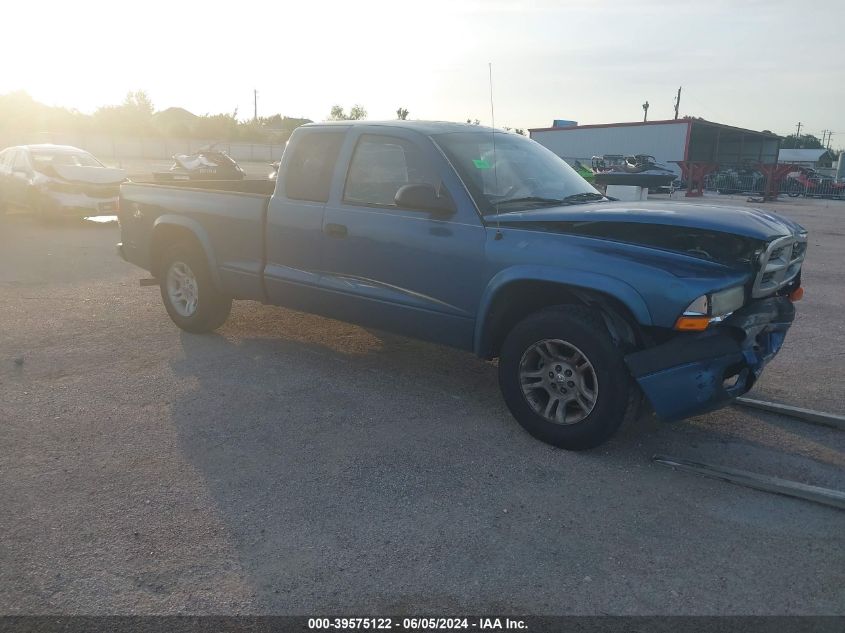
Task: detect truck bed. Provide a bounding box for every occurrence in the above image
[128,178,276,196]
[118,179,275,300]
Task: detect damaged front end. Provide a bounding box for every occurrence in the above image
[625,296,795,421]
[33,158,126,217]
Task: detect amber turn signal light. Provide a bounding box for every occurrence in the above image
[789,287,804,302]
[674,316,711,331]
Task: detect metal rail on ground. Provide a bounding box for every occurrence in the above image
[734,397,845,431]
[653,455,845,510]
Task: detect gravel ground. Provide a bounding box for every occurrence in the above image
[0,195,843,615]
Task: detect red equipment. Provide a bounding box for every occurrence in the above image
[673,161,719,197]
[755,163,800,202]
[785,166,845,199]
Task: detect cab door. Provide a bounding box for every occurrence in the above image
[319,129,486,350]
[263,127,348,311]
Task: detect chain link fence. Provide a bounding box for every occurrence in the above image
[702,170,845,199]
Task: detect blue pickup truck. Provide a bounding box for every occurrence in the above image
[118,121,806,450]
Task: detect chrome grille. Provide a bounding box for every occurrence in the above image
[751,233,807,298]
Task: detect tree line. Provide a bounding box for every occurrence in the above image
[0,91,312,144]
[1,91,528,145]
[780,134,832,151]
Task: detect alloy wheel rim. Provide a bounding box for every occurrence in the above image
[518,338,599,425]
[166,261,199,317]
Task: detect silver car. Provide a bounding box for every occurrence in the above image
[0,144,126,219]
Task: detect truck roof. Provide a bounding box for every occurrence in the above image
[303,120,499,135]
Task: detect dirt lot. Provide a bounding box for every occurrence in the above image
[0,195,843,615]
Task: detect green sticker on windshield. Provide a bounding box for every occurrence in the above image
[473,158,491,169]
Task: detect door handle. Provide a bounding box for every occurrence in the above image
[324,223,348,238]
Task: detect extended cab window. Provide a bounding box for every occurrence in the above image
[344,135,437,208]
[284,131,345,203]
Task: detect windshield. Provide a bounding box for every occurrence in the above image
[31,150,103,170]
[432,131,602,213]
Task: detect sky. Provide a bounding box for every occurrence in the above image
[4,0,844,142]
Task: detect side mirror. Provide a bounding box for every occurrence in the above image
[394,183,455,216]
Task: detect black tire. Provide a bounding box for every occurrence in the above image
[158,240,232,333]
[498,305,633,450]
[787,182,803,198]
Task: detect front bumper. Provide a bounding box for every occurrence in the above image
[42,191,119,217]
[625,296,795,421]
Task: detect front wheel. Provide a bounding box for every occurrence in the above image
[498,306,633,450]
[159,241,232,333]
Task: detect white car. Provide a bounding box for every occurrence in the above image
[0,144,126,219]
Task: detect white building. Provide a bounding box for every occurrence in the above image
[530,118,781,176]
[777,148,836,170]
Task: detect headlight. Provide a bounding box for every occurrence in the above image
[710,285,745,316]
[675,285,745,331]
[683,294,710,316]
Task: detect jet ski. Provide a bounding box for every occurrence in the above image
[572,159,596,184]
[591,154,676,189]
[153,145,246,181]
[269,160,281,181]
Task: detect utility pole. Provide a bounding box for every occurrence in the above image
[821,130,834,149]
[795,122,802,147]
[642,100,649,122]
[674,86,682,120]
[253,89,258,123]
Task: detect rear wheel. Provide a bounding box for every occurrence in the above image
[159,241,232,333]
[498,306,633,450]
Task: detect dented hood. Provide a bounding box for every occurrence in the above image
[492,201,804,241]
[51,164,127,185]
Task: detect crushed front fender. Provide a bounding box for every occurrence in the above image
[624,297,795,421]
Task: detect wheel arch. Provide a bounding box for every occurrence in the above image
[474,267,652,359]
[149,215,222,289]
